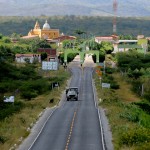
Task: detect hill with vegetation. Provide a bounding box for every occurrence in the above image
[0,16,150,37]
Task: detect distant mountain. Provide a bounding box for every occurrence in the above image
[1,0,150,16]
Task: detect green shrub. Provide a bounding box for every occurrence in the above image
[107,75,114,81]
[0,102,24,120]
[120,104,141,122]
[120,104,150,128]
[0,82,8,93]
[92,53,105,63]
[67,53,77,62]
[0,135,8,144]
[105,68,115,74]
[29,79,49,94]
[102,74,119,89]
[131,80,142,96]
[3,37,11,43]
[20,79,49,100]
[139,113,150,128]
[134,102,150,114]
[21,90,38,100]
[102,74,113,83]
[59,53,64,64]
[120,127,150,146]
[92,54,96,63]
[144,93,150,102]
[111,82,120,89]
[99,53,105,62]
[41,52,47,61]
[0,33,3,39]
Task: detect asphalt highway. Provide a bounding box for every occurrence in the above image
[28,65,105,150]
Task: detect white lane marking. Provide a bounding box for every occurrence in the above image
[91,68,105,150]
[28,67,81,150]
[27,107,58,150]
[91,68,98,109]
[98,108,106,150]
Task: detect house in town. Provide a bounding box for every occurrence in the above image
[95,36,114,44]
[37,48,57,62]
[15,54,41,63]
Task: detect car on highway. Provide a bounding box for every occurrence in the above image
[66,87,79,101]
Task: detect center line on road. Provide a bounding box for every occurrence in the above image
[65,102,80,150]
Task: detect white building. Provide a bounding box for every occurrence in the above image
[15,54,41,63]
[95,36,114,44]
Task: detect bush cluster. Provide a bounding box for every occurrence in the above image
[102,70,120,90]
[59,52,77,64]
[134,102,150,114]
[0,135,7,144]
[0,101,24,121]
[120,127,150,146]
[92,53,105,63]
[67,53,77,62]
[120,104,141,122]
[20,79,50,100]
[120,104,150,128]
[116,51,150,101]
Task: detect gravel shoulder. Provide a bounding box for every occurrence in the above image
[17,80,70,150]
[17,108,56,150]
[84,54,114,150]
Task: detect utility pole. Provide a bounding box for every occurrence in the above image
[113,0,118,35]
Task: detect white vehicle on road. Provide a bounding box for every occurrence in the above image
[66,87,79,101]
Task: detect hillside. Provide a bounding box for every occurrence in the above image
[0,16,150,37]
[0,0,150,16]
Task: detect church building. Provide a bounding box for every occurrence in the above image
[28,20,60,39]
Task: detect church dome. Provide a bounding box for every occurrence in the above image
[43,20,50,30]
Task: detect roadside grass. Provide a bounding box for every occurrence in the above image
[113,73,140,103]
[0,66,70,150]
[94,72,150,150]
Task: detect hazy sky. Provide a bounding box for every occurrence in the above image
[0,0,149,16]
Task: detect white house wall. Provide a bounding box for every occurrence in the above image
[16,55,41,63]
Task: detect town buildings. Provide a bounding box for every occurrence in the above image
[24,20,60,39]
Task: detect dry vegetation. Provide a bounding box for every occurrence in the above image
[95,72,150,150]
[113,73,140,103]
[0,66,70,150]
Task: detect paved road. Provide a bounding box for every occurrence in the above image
[27,56,105,150]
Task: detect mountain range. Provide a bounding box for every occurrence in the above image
[0,0,150,16]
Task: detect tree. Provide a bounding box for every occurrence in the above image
[37,39,51,48]
[10,33,20,40]
[3,37,11,43]
[74,29,86,39]
[74,29,86,36]
[119,34,136,40]
[100,41,113,54]
[87,39,100,50]
[63,40,74,49]
[0,33,3,39]
[41,52,47,61]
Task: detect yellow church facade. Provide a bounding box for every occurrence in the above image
[28,20,60,39]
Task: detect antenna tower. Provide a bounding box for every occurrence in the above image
[113,0,117,35]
